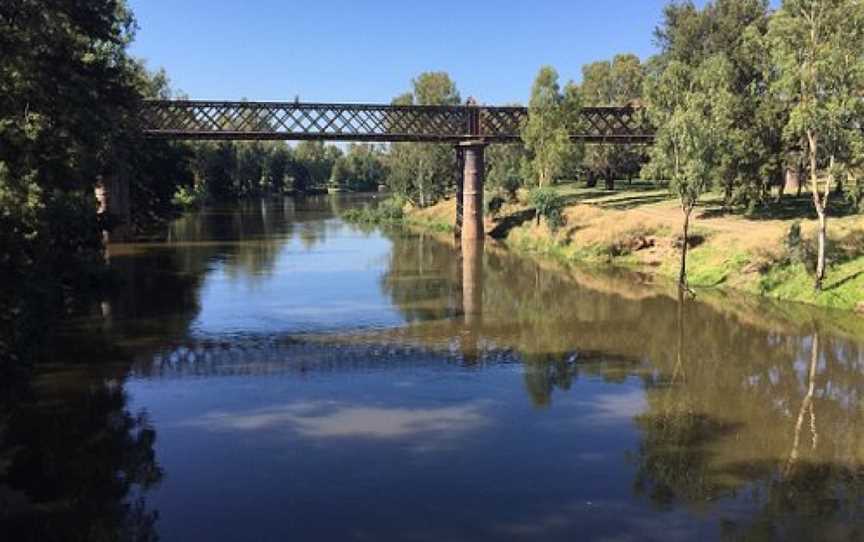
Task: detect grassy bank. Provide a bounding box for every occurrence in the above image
[400,182,864,314]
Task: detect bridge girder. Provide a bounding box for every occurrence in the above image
[139,100,654,144]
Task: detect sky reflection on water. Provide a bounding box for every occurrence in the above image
[3,195,864,541]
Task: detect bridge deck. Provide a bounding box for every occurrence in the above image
[140,100,653,143]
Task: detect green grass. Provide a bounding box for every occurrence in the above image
[755,258,864,311]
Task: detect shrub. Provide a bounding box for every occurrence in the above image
[172,184,207,210]
[784,221,817,274]
[485,194,506,217]
[528,187,565,231]
[341,197,404,224]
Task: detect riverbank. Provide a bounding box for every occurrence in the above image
[404,182,864,314]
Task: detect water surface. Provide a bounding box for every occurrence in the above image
[3,194,864,541]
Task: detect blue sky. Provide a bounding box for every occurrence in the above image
[128,0,705,105]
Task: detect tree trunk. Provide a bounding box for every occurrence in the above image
[679,206,692,288]
[807,131,828,290]
[815,209,827,290]
[604,169,614,191]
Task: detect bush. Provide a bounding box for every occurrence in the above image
[172,184,207,210]
[499,172,522,201]
[784,221,817,275]
[528,187,566,231]
[485,194,506,217]
[341,197,404,224]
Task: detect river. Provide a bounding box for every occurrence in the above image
[2,194,864,541]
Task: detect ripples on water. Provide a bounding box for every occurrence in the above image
[2,195,864,541]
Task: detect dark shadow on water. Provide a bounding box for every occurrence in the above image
[0,372,162,542]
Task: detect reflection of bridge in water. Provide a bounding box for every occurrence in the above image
[140,339,521,379]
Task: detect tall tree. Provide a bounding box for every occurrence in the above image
[579,54,646,189]
[0,0,143,367]
[385,72,460,206]
[521,66,579,187]
[768,0,864,290]
[653,0,774,207]
[643,55,739,288]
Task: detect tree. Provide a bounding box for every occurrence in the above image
[295,141,341,188]
[264,144,292,193]
[385,72,460,206]
[653,1,775,207]
[521,66,578,187]
[643,56,738,288]
[768,0,864,290]
[486,143,527,200]
[579,54,646,189]
[0,0,143,367]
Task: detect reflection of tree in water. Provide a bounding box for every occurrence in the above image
[379,231,463,323]
[632,302,864,538]
[378,230,864,530]
[0,376,162,541]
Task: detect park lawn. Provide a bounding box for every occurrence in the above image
[407,180,864,313]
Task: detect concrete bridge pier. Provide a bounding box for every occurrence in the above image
[459,141,486,242]
[95,174,131,243]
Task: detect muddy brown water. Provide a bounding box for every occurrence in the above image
[2,194,864,541]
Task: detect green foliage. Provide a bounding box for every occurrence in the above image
[341,197,405,225]
[189,140,332,199]
[643,55,739,209]
[485,194,506,217]
[579,54,647,189]
[528,187,566,230]
[330,144,387,191]
[294,141,342,187]
[767,0,864,287]
[521,67,579,187]
[783,221,817,274]
[486,143,526,200]
[172,184,206,210]
[385,72,460,206]
[0,0,141,369]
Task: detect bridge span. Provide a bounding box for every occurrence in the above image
[102,100,653,242]
[139,100,653,144]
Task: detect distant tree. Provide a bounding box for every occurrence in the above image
[410,72,461,106]
[768,0,864,290]
[264,144,292,192]
[643,55,738,289]
[295,141,341,188]
[521,66,578,187]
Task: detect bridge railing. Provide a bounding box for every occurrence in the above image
[139,100,653,143]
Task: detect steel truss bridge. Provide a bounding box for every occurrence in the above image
[139,100,654,143]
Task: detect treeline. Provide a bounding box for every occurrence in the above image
[379,0,864,291]
[2,0,863,370]
[165,140,388,209]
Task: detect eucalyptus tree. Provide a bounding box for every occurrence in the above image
[385,72,460,206]
[579,54,646,189]
[521,66,581,187]
[768,0,864,290]
[653,0,774,207]
[643,55,739,289]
